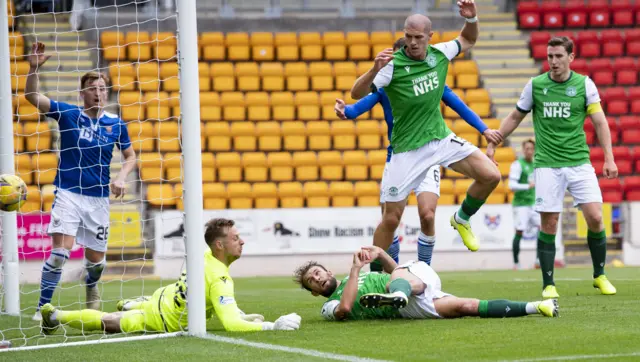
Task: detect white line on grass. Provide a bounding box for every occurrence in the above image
[201,333,392,362]
[507,351,640,361]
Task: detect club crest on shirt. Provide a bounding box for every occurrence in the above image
[404,66,410,73]
[543,88,548,95]
[565,86,577,97]
[105,125,113,134]
[426,54,437,67]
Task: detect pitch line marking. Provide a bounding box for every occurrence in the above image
[507,351,640,361]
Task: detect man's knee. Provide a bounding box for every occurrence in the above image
[482,166,501,186]
[382,203,404,229]
[419,204,436,229]
[541,213,560,233]
[457,298,480,316]
[585,211,603,231]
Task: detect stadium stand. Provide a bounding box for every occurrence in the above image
[520,0,640,204]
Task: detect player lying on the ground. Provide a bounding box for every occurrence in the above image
[487,36,617,299]
[335,37,494,271]
[40,218,301,334]
[294,246,558,321]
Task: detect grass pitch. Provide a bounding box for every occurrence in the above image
[1,267,639,361]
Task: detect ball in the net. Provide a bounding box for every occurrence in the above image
[0,174,27,212]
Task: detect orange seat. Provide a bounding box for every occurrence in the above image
[216,152,242,182]
[253,182,278,209]
[343,150,368,181]
[282,122,306,151]
[256,122,281,151]
[293,151,318,181]
[307,121,331,151]
[355,181,379,206]
[304,181,330,207]
[268,152,293,182]
[331,120,356,150]
[228,182,253,209]
[278,182,303,208]
[318,151,343,181]
[330,181,354,207]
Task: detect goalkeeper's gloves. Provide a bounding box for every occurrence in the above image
[238,308,265,323]
[173,271,188,309]
[261,313,302,331]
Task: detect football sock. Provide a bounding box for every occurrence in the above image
[538,231,556,288]
[387,233,400,263]
[512,233,522,264]
[56,309,105,331]
[455,193,485,224]
[417,233,435,265]
[587,229,607,278]
[388,278,411,297]
[38,248,70,309]
[478,300,528,318]
[85,259,106,289]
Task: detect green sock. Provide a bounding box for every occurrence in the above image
[478,300,529,318]
[57,309,105,331]
[456,193,486,222]
[513,234,522,264]
[388,278,411,297]
[587,229,607,278]
[537,231,556,288]
[370,259,383,272]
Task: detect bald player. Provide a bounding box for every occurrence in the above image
[351,1,504,258]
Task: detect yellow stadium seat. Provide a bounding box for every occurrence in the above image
[470,102,491,118]
[318,151,343,181]
[304,181,330,208]
[439,194,455,205]
[152,32,177,47]
[147,184,176,207]
[322,104,340,121]
[372,44,389,57]
[129,133,154,152]
[246,92,270,122]
[228,46,250,61]
[370,104,384,119]
[498,162,511,177]
[440,179,454,195]
[235,62,259,77]
[263,76,284,91]
[228,183,253,209]
[295,92,319,106]
[466,89,490,103]
[253,46,274,61]
[453,178,473,196]
[312,76,333,91]
[230,122,256,151]
[154,121,180,152]
[213,76,235,92]
[282,122,306,151]
[216,152,242,182]
[260,62,284,77]
[335,75,356,91]
[226,32,249,46]
[486,193,506,205]
[296,96,320,121]
[164,152,183,183]
[278,182,304,208]
[323,31,345,45]
[370,31,393,46]
[253,182,278,209]
[368,149,387,180]
[285,62,308,77]
[454,60,479,75]
[446,74,454,88]
[139,152,164,182]
[293,151,318,181]
[154,45,176,61]
[355,181,379,207]
[287,76,309,91]
[256,122,281,151]
[111,75,135,91]
[320,91,344,105]
[277,45,299,61]
[309,62,332,76]
[343,150,368,181]
[495,147,516,163]
[457,74,478,89]
[446,169,465,178]
[201,105,222,122]
[101,31,125,47]
[325,45,346,61]
[221,92,246,121]
[301,45,323,61]
[452,120,477,134]
[109,61,135,78]
[356,120,381,150]
[200,32,224,46]
[300,32,322,45]
[238,76,260,91]
[275,32,297,46]
[346,32,370,45]
[251,32,274,46]
[357,61,374,76]
[332,120,356,150]
[23,122,51,151]
[440,31,458,42]
[349,45,371,61]
[334,62,357,76]
[484,118,500,130]
[307,121,331,150]
[330,181,354,207]
[268,152,293,182]
[201,153,216,183]
[271,91,295,121]
[203,45,225,61]
[203,183,227,210]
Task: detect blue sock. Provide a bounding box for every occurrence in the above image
[85,259,106,289]
[387,233,400,263]
[38,248,69,309]
[418,232,435,265]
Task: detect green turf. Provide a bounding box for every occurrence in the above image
[1,267,639,361]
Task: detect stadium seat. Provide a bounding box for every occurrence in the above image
[356,120,381,150]
[308,121,331,150]
[494,147,516,163]
[343,150,368,181]
[368,149,387,180]
[221,92,246,121]
[607,100,628,115]
[602,41,624,57]
[293,151,319,181]
[268,152,293,182]
[126,32,151,61]
[580,43,600,58]
[271,91,295,121]
[456,74,478,89]
[543,12,564,29]
[355,181,379,207]
[202,183,227,210]
[304,181,330,208]
[154,121,180,152]
[615,57,638,71]
[566,1,588,28]
[23,122,51,151]
[520,12,541,29]
[589,8,611,27]
[318,151,343,181]
[279,182,304,208]
[602,190,623,203]
[332,120,356,150]
[206,122,231,151]
[616,70,638,86]
[246,92,271,122]
[216,152,242,182]
[300,32,323,61]
[201,153,216,183]
[622,130,640,145]
[282,122,307,151]
[147,184,176,207]
[228,183,253,209]
[256,122,281,151]
[243,152,268,182]
[623,176,640,194]
[618,160,633,175]
[453,179,473,196]
[330,181,355,207]
[163,152,182,183]
[295,91,320,120]
[253,182,278,209]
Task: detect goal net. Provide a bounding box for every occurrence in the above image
[1,0,205,349]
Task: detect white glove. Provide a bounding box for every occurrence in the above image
[241,313,265,323]
[261,313,301,331]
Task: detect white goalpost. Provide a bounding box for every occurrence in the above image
[0,0,205,350]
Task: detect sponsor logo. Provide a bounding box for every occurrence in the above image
[426,54,437,67]
[388,187,399,197]
[566,86,577,97]
[220,276,228,283]
[262,222,300,250]
[218,296,235,305]
[536,197,543,205]
[52,217,61,228]
[404,65,410,73]
[543,88,548,95]
[484,214,501,230]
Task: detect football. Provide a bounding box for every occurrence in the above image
[0,174,27,212]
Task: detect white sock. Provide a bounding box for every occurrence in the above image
[525,302,539,314]
[454,212,469,225]
[391,291,408,299]
[50,310,58,321]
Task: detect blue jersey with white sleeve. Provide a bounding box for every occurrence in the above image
[46,100,132,198]
[344,85,487,162]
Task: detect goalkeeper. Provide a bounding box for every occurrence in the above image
[294,246,558,321]
[40,218,301,334]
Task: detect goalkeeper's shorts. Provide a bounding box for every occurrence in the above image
[119,287,175,333]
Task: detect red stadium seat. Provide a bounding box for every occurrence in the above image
[520,13,541,29]
[627,41,640,57]
[592,161,604,176]
[592,71,614,87]
[566,11,588,27]
[540,1,562,13]
[602,42,624,57]
[610,130,620,145]
[607,100,628,116]
[619,115,640,129]
[590,147,605,162]
[579,42,600,57]
[543,12,564,28]
[517,0,540,15]
[554,31,575,40]
[589,58,612,74]
[601,29,624,43]
[589,10,611,27]
[612,146,631,161]
[576,31,599,45]
[628,87,640,100]
[611,0,634,26]
[618,160,633,175]
[616,70,638,86]
[623,176,640,192]
[587,0,609,12]
[601,87,627,103]
[613,57,637,71]
[626,29,640,42]
[530,31,551,46]
[627,190,640,201]
[599,178,622,192]
[585,130,595,145]
[631,100,640,114]
[572,58,589,75]
[622,129,640,144]
[532,44,547,60]
[542,62,550,73]
[602,190,623,203]
[633,146,640,162]
[608,119,619,134]
[584,117,595,132]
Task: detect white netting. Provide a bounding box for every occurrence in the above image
[1,0,187,347]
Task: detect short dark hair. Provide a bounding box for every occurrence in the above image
[522,138,535,148]
[547,36,574,55]
[293,261,326,291]
[204,218,235,247]
[80,71,110,90]
[393,37,406,51]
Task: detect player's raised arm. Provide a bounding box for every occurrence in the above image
[337,91,381,120]
[456,0,479,53]
[25,42,52,114]
[331,250,369,319]
[350,49,394,99]
[441,86,503,145]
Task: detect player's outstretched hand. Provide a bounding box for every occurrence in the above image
[241,313,265,323]
[110,179,126,198]
[360,245,382,262]
[485,143,498,166]
[483,129,503,146]
[603,160,618,179]
[334,99,347,120]
[28,42,52,69]
[352,250,368,269]
[457,0,477,18]
[273,313,302,331]
[373,48,394,72]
